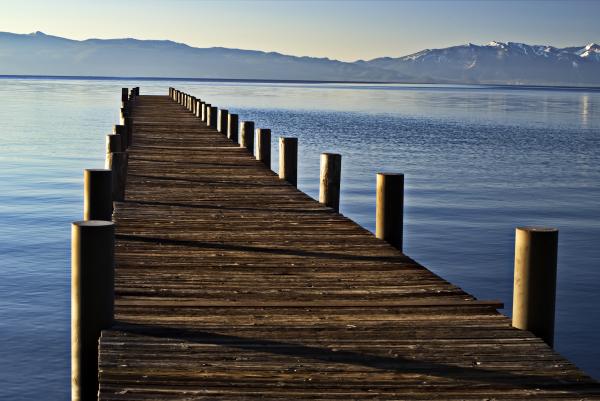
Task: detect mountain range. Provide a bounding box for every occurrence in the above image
[1,31,599,86]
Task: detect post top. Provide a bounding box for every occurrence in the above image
[72,220,114,227]
[219,109,229,113]
[516,226,558,233]
[377,172,404,177]
[321,152,341,157]
[279,136,297,141]
[257,128,271,133]
[84,168,111,173]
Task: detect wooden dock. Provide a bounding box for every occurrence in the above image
[96,92,600,400]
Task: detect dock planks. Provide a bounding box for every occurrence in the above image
[98,95,600,400]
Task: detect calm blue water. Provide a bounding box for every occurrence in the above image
[0,78,598,399]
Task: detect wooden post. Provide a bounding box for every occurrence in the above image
[228,113,239,142]
[375,173,404,251]
[279,137,298,186]
[121,88,128,103]
[208,106,218,129]
[71,220,114,401]
[190,96,196,113]
[195,100,201,117]
[256,128,271,168]
[106,134,122,154]
[319,153,342,212]
[513,227,559,347]
[240,121,255,153]
[202,103,210,122]
[218,109,229,134]
[124,117,133,148]
[83,169,112,221]
[114,125,128,151]
[105,152,128,202]
[119,107,127,125]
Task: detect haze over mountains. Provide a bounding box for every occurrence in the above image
[1,31,599,86]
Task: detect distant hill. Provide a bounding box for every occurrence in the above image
[0,31,598,86]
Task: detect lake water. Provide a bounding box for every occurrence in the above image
[0,77,598,400]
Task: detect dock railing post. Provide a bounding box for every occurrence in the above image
[375,173,404,251]
[218,109,229,134]
[124,117,133,148]
[199,101,206,120]
[240,121,255,153]
[83,169,113,221]
[512,227,558,347]
[202,103,210,122]
[279,137,298,186]
[71,220,114,401]
[121,88,129,103]
[319,153,342,212]
[256,128,271,168]
[195,100,201,117]
[114,125,128,151]
[208,106,218,129]
[105,152,128,202]
[228,114,239,142]
[106,134,122,155]
[119,107,127,125]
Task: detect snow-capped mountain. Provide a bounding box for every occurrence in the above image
[0,32,598,86]
[358,41,600,86]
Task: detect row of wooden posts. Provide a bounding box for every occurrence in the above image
[70,86,560,401]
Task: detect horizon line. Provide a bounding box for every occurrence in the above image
[2,74,600,92]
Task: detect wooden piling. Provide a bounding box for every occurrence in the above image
[202,103,210,122]
[279,137,298,186]
[71,220,114,401]
[208,106,218,129]
[218,109,229,134]
[124,117,133,147]
[121,88,128,103]
[114,125,128,151]
[240,121,255,152]
[119,107,127,125]
[227,113,239,142]
[256,128,271,168]
[195,100,201,118]
[375,173,404,251]
[319,153,342,212]
[83,169,113,221]
[106,134,122,154]
[513,227,559,347]
[105,152,128,202]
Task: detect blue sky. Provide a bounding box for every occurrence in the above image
[1,0,599,60]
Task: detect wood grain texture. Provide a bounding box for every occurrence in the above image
[98,94,600,400]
